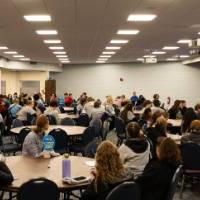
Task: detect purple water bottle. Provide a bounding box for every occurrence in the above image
[62,159,71,178]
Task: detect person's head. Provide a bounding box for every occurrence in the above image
[64,93,68,97]
[153,94,159,100]
[182,108,197,133]
[155,116,167,136]
[126,122,143,139]
[156,138,181,166]
[173,100,181,109]
[133,91,136,96]
[8,94,12,99]
[33,94,40,101]
[151,110,162,126]
[80,97,87,106]
[69,93,72,97]
[121,95,126,100]
[143,100,152,108]
[87,97,94,102]
[153,99,161,107]
[190,120,200,134]
[143,108,152,120]
[194,103,200,114]
[33,114,49,135]
[124,103,133,112]
[26,100,33,107]
[13,98,19,104]
[95,141,124,184]
[106,95,113,105]
[94,99,101,108]
[51,93,57,98]
[49,100,58,108]
[181,100,186,108]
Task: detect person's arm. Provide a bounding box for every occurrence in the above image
[0,161,14,184]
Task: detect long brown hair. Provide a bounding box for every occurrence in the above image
[95,141,124,184]
[33,114,49,134]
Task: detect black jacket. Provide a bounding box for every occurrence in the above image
[136,160,176,200]
[0,161,14,185]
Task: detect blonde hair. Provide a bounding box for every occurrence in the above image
[95,141,124,184]
[33,114,49,134]
[106,95,113,105]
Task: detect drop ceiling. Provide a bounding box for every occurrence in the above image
[0,0,199,64]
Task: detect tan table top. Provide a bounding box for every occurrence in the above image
[3,156,93,192]
[10,125,86,136]
[63,107,74,111]
[167,119,182,127]
[167,133,182,145]
[58,113,78,120]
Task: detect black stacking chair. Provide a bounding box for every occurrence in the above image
[77,113,90,127]
[115,117,126,146]
[61,118,75,126]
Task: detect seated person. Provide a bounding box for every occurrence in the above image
[194,103,200,119]
[139,108,152,129]
[168,100,182,119]
[82,141,133,200]
[91,99,105,120]
[8,98,22,119]
[83,97,95,118]
[44,101,60,124]
[118,122,151,178]
[64,93,73,106]
[16,100,36,125]
[136,138,181,200]
[23,115,52,158]
[120,103,135,124]
[181,120,200,145]
[0,159,14,185]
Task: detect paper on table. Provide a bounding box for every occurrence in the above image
[85,161,95,167]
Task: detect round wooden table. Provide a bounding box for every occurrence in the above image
[167,119,182,127]
[10,125,86,136]
[58,113,78,120]
[2,156,93,192]
[63,107,74,112]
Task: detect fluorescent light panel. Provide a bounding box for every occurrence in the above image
[180,55,190,58]
[163,46,180,50]
[105,46,121,50]
[117,30,139,35]
[166,58,178,61]
[60,60,70,63]
[0,46,8,50]
[110,40,129,44]
[137,58,144,61]
[96,61,105,63]
[4,51,18,54]
[20,58,30,61]
[127,14,157,21]
[98,58,108,61]
[152,51,166,55]
[177,39,191,44]
[24,15,51,22]
[102,51,116,55]
[13,55,24,58]
[36,30,58,35]
[49,46,64,50]
[53,51,66,54]
[99,55,112,58]
[143,55,156,58]
[44,40,61,44]
[56,55,68,58]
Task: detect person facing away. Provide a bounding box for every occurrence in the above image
[22,115,49,158]
[168,100,182,119]
[8,98,22,119]
[118,122,151,178]
[194,103,200,119]
[120,103,135,124]
[181,120,200,145]
[136,138,181,200]
[82,141,133,200]
[90,99,105,120]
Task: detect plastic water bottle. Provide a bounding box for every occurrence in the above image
[62,155,71,178]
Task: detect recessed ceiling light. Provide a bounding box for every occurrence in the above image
[44,40,61,44]
[24,15,51,22]
[0,46,8,50]
[110,40,129,44]
[96,61,105,63]
[19,58,30,61]
[53,51,66,55]
[60,60,70,63]
[163,46,180,50]
[102,51,116,55]
[49,46,64,50]
[143,55,156,58]
[177,39,191,44]
[180,55,190,58]
[127,14,157,21]
[36,30,58,35]
[105,46,121,50]
[152,51,166,55]
[13,55,24,58]
[117,30,140,35]
[137,58,144,61]
[166,58,178,61]
[56,55,68,58]
[98,58,108,61]
[4,51,18,54]
[59,59,69,61]
[99,55,112,58]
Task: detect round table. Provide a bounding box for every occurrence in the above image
[58,113,78,120]
[10,125,86,136]
[167,119,182,127]
[2,156,93,192]
[63,107,74,112]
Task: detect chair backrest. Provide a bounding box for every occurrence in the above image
[18,127,32,145]
[12,119,23,128]
[84,139,101,158]
[166,165,183,200]
[106,182,140,200]
[180,143,200,170]
[115,117,126,135]
[49,128,68,153]
[82,126,95,145]
[61,118,75,126]
[27,113,36,125]
[90,118,102,137]
[77,113,90,127]
[46,115,57,125]
[17,177,59,200]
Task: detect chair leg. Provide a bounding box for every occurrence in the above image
[180,174,185,199]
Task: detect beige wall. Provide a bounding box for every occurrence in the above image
[1,69,49,95]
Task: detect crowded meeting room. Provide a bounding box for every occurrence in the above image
[0,0,200,200]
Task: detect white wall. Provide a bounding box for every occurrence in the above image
[51,62,200,106]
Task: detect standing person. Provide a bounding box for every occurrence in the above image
[82,141,133,200]
[7,94,13,104]
[130,91,138,105]
[136,138,181,200]
[50,94,58,103]
[168,100,182,119]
